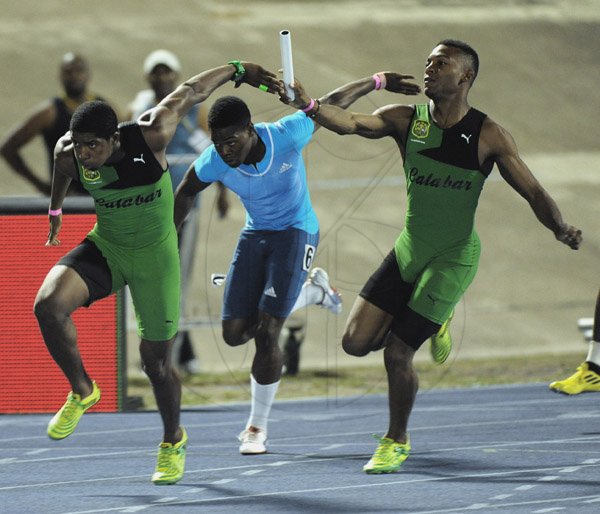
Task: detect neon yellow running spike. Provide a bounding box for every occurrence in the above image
[363,435,411,474]
[152,427,188,485]
[47,381,101,440]
[430,311,454,364]
[549,362,600,395]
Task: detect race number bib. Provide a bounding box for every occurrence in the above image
[302,244,315,271]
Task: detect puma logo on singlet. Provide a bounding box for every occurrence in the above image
[133,153,145,164]
[461,133,472,144]
[427,294,438,305]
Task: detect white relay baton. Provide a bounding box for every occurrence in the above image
[279,29,295,101]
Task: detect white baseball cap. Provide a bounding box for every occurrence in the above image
[143,49,181,75]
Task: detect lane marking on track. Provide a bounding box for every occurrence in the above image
[211,478,235,484]
[241,469,264,476]
[559,466,581,473]
[490,494,513,500]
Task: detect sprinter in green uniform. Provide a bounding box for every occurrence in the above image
[34,61,282,485]
[284,39,582,474]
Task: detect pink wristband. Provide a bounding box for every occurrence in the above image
[372,73,386,91]
[48,208,62,216]
[301,98,316,113]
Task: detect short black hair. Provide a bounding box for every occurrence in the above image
[208,96,251,131]
[70,100,118,139]
[438,39,479,81]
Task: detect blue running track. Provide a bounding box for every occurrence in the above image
[2,383,600,513]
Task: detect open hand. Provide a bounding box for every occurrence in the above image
[240,62,285,95]
[378,72,421,96]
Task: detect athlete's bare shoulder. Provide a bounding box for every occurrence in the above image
[481,115,505,136]
[374,103,415,142]
[479,115,516,162]
[53,132,78,179]
[374,103,415,119]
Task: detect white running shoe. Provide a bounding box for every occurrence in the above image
[238,427,267,455]
[309,267,342,315]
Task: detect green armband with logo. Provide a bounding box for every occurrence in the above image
[227,60,246,88]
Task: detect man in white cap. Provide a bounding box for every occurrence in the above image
[128,50,229,374]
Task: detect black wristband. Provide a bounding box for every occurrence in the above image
[308,99,321,119]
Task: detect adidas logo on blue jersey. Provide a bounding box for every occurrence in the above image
[264,286,277,298]
[278,162,293,173]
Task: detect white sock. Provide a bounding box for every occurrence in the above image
[246,374,280,432]
[290,282,323,313]
[586,340,600,367]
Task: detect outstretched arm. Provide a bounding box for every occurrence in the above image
[141,62,283,154]
[285,73,419,139]
[483,119,582,250]
[319,72,420,110]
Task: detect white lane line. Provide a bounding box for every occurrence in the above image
[557,412,600,420]
[2,390,594,445]
[25,449,50,455]
[320,443,344,451]
[240,469,264,476]
[152,497,177,503]
[5,458,600,492]
[211,478,235,484]
[183,487,206,494]
[274,421,600,444]
[531,508,565,513]
[62,492,600,514]
[559,467,581,473]
[415,397,586,413]
[489,494,513,500]
[0,419,245,443]
[582,497,600,503]
[537,476,559,482]
[516,485,536,490]
[1,449,150,465]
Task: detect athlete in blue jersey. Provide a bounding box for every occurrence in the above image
[194,109,318,234]
[174,79,411,454]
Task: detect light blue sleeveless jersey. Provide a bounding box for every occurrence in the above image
[195,111,318,234]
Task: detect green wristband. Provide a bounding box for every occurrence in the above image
[227,60,246,88]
